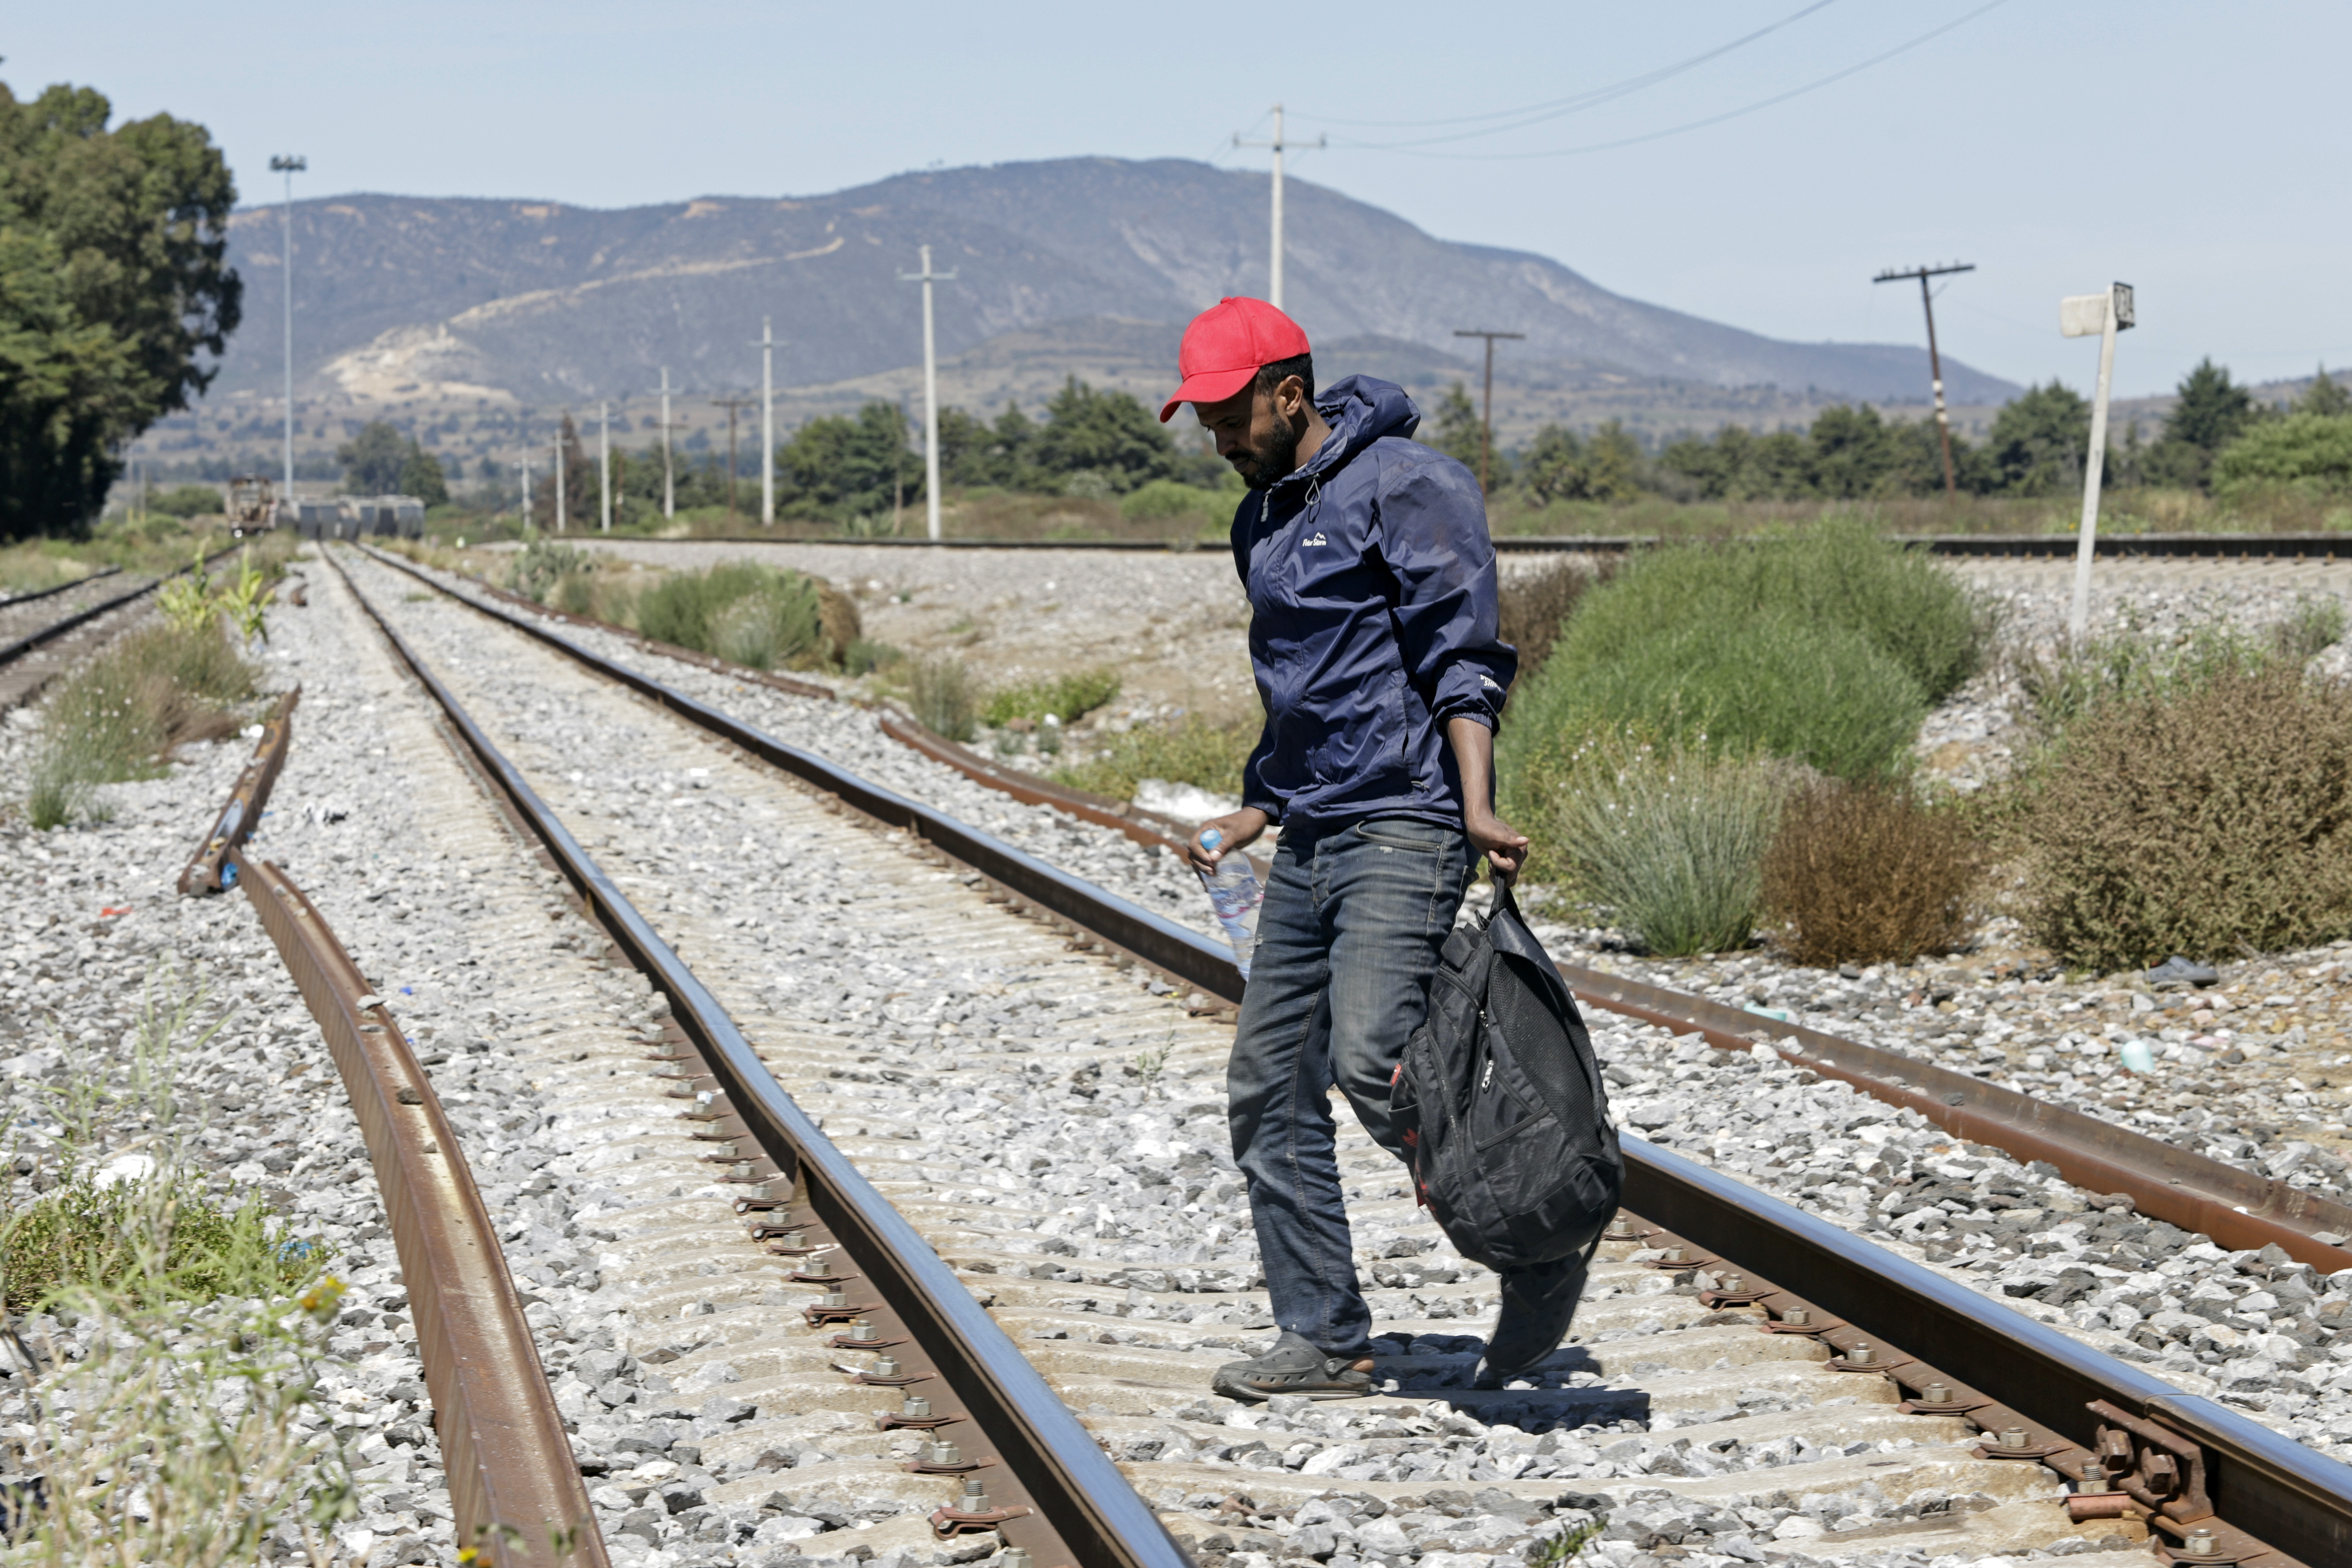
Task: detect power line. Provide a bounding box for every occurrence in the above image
[1300,0,1837,144]
[1340,0,2009,162]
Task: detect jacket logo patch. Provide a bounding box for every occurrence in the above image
[1302,531,1328,547]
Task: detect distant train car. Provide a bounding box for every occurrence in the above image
[348,496,426,538]
[285,500,348,540]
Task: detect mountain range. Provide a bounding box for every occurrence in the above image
[213,158,2019,425]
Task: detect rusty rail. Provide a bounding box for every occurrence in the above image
[1567,963,2352,1274]
[1613,1142,2350,1568]
[177,687,299,895]
[333,545,1188,1568]
[179,666,604,1566]
[231,852,606,1568]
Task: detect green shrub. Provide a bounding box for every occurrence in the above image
[22,623,259,825]
[1761,779,1980,965]
[2013,613,2273,739]
[983,667,1122,727]
[503,537,594,604]
[2276,593,2348,661]
[1535,734,1792,956]
[910,653,978,741]
[1,1173,310,1313]
[1052,715,1259,802]
[1120,478,1234,523]
[2211,412,2352,499]
[1503,519,1983,786]
[636,561,823,670]
[1497,558,1615,688]
[845,638,903,676]
[148,483,223,519]
[2014,665,2352,971]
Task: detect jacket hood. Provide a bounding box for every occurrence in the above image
[1285,375,1421,490]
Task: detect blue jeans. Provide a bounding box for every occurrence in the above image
[1227,817,1473,1357]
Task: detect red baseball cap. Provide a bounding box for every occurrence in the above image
[1158,297,1312,422]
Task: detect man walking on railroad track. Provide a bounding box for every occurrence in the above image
[1163,298,1569,1399]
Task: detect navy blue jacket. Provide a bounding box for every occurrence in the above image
[1231,375,1516,829]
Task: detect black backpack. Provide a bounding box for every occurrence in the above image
[1390,880,1623,1273]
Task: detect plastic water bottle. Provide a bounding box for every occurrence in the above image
[1196,829,1264,978]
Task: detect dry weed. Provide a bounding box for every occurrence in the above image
[1762,780,1980,966]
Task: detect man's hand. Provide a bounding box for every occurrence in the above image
[1446,715,1530,886]
[1187,807,1270,874]
[1466,806,1531,886]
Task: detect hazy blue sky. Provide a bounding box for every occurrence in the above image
[13,1,2347,398]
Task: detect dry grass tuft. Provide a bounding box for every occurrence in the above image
[2013,665,2352,972]
[1762,780,1980,966]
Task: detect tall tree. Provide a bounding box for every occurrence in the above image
[398,442,449,508]
[337,419,407,494]
[0,80,241,538]
[1028,378,1176,493]
[2299,367,2352,418]
[1984,381,2092,496]
[2147,358,2257,490]
[1425,382,1489,478]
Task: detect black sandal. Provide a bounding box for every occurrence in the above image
[1212,1331,1376,1402]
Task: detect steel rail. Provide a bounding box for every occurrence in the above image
[446,562,1208,855]
[1566,965,2352,1275]
[554,531,2352,560]
[357,545,1243,1000]
[331,547,1191,1568]
[365,545,2352,1268]
[178,686,299,895]
[0,548,245,670]
[184,701,606,1568]
[0,565,121,608]
[349,544,2352,1564]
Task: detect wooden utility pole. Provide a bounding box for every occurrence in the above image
[709,394,756,520]
[1452,329,1525,494]
[1873,262,1976,496]
[897,246,957,540]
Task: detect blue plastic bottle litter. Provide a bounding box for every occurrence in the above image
[1196,829,1264,979]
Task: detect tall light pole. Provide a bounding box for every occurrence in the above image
[1234,105,1323,311]
[269,155,307,508]
[755,317,779,526]
[898,245,957,541]
[599,402,612,533]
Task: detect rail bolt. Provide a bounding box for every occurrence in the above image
[999,1550,1032,1568]
[1662,1246,1687,1263]
[1997,1427,2029,1450]
[904,1394,932,1418]
[1923,1382,1951,1404]
[847,1320,877,1343]
[1848,1343,1877,1366]
[960,1476,988,1510]
[2180,1528,2220,1558]
[1781,1308,1811,1326]
[1721,1274,1745,1292]
[822,1288,847,1310]
[931,1441,961,1466]
[806,1256,834,1279]
[776,1231,805,1250]
[873,1355,901,1378]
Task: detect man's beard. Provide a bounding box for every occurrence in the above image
[1231,407,1307,490]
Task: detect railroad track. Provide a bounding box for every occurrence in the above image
[301,541,2351,1567]
[0,550,244,712]
[569,532,2352,561]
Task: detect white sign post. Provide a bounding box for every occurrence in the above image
[2060,283,2136,642]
